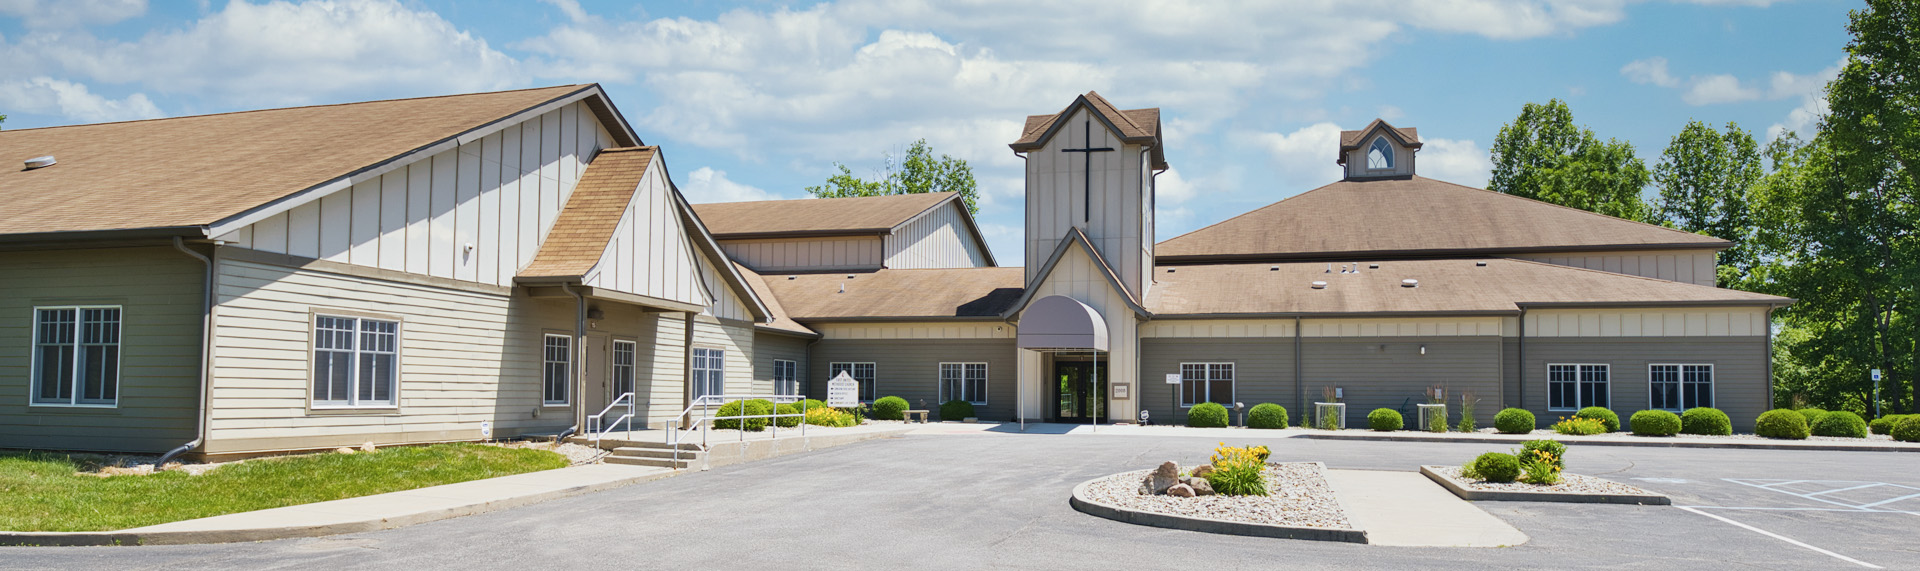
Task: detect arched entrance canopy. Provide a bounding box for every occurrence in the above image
[1017,295,1108,352]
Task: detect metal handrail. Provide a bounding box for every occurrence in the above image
[587,392,637,444]
[667,394,810,468]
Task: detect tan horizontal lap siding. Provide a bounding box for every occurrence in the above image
[1302,337,1502,430]
[1516,337,1769,432]
[639,313,688,429]
[0,247,203,453]
[692,317,755,396]
[755,332,807,398]
[1139,338,1296,426]
[809,339,1018,421]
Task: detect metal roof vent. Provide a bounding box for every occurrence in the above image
[1475,261,1487,267]
[787,275,797,280]
[1269,266,1279,271]
[1311,281,1328,289]
[23,155,56,170]
[1368,263,1379,270]
[1166,268,1176,273]
[1402,279,1419,288]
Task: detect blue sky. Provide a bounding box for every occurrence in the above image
[0,0,1854,266]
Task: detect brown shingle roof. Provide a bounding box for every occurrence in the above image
[1156,176,1729,263]
[519,147,656,279]
[691,192,956,238]
[764,267,1025,320]
[1010,91,1166,170]
[734,263,818,336]
[1339,119,1420,149]
[1146,258,1788,316]
[0,85,605,237]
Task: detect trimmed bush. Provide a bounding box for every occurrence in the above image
[1247,403,1289,429]
[871,396,910,420]
[1368,408,1403,431]
[792,398,829,412]
[1795,408,1829,427]
[1575,407,1620,433]
[1680,407,1733,436]
[1869,415,1906,435]
[1755,409,1810,440]
[1519,439,1567,469]
[1811,411,1868,438]
[939,399,975,422]
[1494,408,1536,434]
[773,403,801,428]
[804,407,857,427]
[1629,410,1681,436]
[713,399,774,431]
[1893,416,1920,442]
[1471,452,1522,483]
[1187,402,1229,427]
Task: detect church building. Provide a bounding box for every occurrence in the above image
[0,86,1789,460]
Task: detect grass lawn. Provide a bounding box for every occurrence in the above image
[0,443,568,532]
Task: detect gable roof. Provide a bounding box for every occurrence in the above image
[1010,91,1167,170]
[1146,258,1789,317]
[518,147,657,279]
[1337,119,1420,164]
[0,85,635,240]
[1000,227,1149,319]
[733,264,819,336]
[692,192,957,239]
[1155,176,1729,263]
[762,267,1026,321]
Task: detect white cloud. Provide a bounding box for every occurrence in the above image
[1765,60,1842,142]
[1682,74,1761,105]
[1418,138,1492,188]
[680,167,781,203]
[0,76,161,122]
[0,0,145,29]
[1621,56,1680,88]
[1239,122,1346,188]
[1156,168,1199,206]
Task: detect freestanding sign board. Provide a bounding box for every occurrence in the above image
[827,372,859,408]
[1165,373,1181,385]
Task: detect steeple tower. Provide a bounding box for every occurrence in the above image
[1008,92,1168,297]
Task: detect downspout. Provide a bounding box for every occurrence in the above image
[159,237,214,466]
[1294,316,1303,420]
[1764,306,1775,409]
[556,283,585,442]
[1517,308,1527,413]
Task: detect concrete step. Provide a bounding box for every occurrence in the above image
[605,455,694,469]
[611,447,705,459]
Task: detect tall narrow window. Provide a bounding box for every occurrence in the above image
[830,362,877,401]
[611,340,636,398]
[692,348,725,401]
[1367,137,1394,169]
[1549,364,1608,411]
[543,334,571,405]
[33,306,120,407]
[1651,364,1713,411]
[312,315,399,408]
[773,359,799,397]
[1179,362,1233,407]
[940,362,988,405]
[1650,365,1680,411]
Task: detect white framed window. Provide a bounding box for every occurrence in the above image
[830,362,877,401]
[543,334,571,406]
[1367,137,1394,169]
[773,359,799,397]
[940,362,988,405]
[31,306,121,407]
[611,340,636,398]
[692,348,725,401]
[311,315,399,408]
[1179,362,1234,407]
[1650,364,1713,411]
[1548,363,1609,411]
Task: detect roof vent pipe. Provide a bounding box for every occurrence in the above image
[1369,263,1379,270]
[1325,264,1332,274]
[23,155,56,170]
[1402,279,1419,288]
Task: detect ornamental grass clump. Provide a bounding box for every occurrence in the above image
[1574,407,1620,432]
[1203,443,1268,496]
[1811,411,1868,438]
[1456,393,1477,433]
[1494,408,1535,434]
[1681,407,1732,436]
[1367,408,1403,431]
[1629,410,1681,437]
[1246,403,1289,429]
[1550,416,1607,436]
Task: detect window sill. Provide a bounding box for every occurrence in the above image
[26,403,120,412]
[308,406,402,416]
[542,403,571,408]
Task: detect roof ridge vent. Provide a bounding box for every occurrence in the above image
[23,155,56,170]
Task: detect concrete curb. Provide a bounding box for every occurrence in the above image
[1295,432,1920,453]
[1067,477,1369,544]
[1418,466,1670,505]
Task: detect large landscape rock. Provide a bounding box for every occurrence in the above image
[1149,461,1181,494]
[1189,479,1216,496]
[1190,465,1214,479]
[1167,483,1196,497]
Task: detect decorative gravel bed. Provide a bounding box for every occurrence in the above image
[1426,465,1657,497]
[1080,462,1353,530]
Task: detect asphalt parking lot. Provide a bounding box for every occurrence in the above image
[3,431,1915,570]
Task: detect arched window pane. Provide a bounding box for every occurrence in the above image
[1367,137,1393,169]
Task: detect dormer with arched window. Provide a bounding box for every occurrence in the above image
[1337,119,1421,180]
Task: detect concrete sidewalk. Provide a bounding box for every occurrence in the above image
[0,463,675,547]
[1296,430,1920,453]
[1323,469,1529,548]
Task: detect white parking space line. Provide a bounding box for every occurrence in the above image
[1676,506,1883,569]
[1805,483,1885,497]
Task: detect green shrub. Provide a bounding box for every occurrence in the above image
[1495,408,1535,434]
[792,398,829,412]
[871,396,909,420]
[1519,439,1567,469]
[1869,415,1897,435]
[1893,416,1920,442]
[1247,403,1289,429]
[1795,408,1828,427]
[1575,407,1620,432]
[1187,402,1229,428]
[1367,408,1403,431]
[1551,416,1607,436]
[773,403,801,428]
[938,399,975,421]
[713,399,774,431]
[1471,452,1522,483]
[1629,410,1681,436]
[1755,409,1810,440]
[1680,407,1732,436]
[1811,411,1868,438]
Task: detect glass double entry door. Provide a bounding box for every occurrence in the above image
[1053,360,1107,423]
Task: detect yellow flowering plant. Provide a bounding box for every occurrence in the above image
[1206,443,1269,496]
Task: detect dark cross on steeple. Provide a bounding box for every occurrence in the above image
[1060,119,1114,223]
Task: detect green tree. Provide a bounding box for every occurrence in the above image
[805,139,979,214]
[1488,99,1652,221]
[1652,121,1763,287]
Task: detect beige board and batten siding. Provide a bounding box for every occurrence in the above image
[884,201,992,269]
[1343,131,1417,179]
[719,237,885,273]
[216,101,617,288]
[580,153,715,308]
[1015,243,1140,421]
[808,338,1018,421]
[0,247,204,453]
[1024,107,1150,296]
[1511,250,1719,286]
